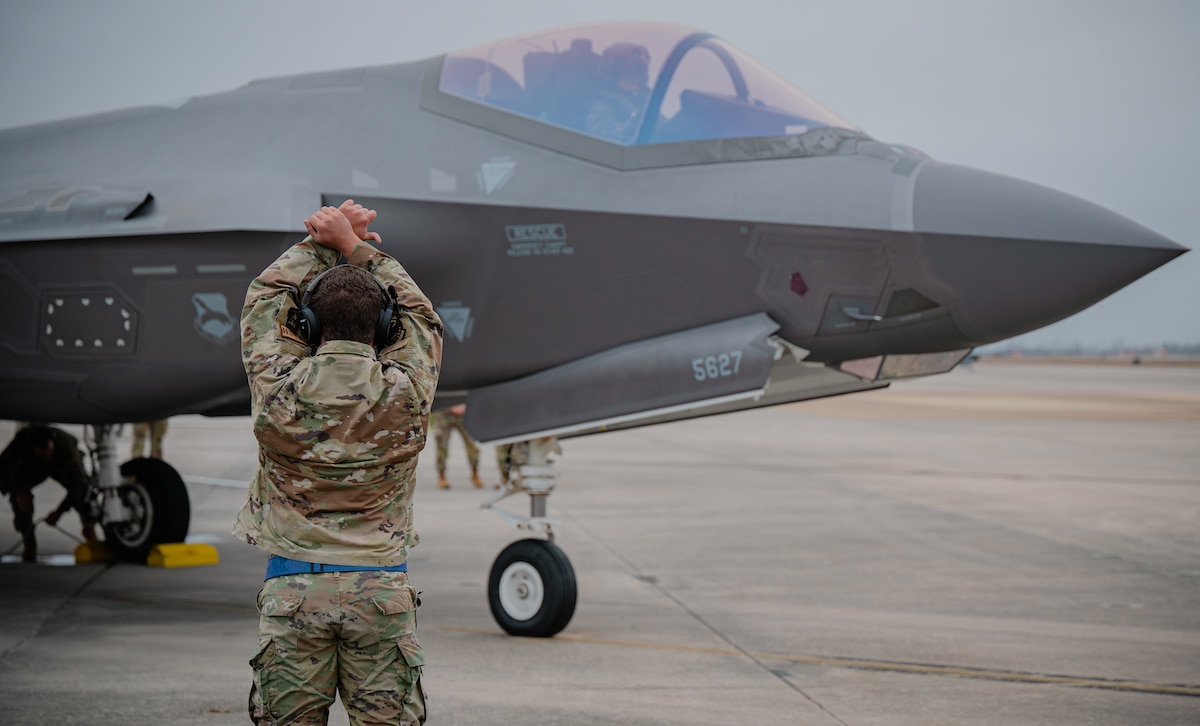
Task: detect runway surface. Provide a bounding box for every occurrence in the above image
[1,360,1198,725]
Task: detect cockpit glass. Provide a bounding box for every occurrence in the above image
[438,22,858,146]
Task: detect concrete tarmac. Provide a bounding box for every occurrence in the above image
[1,360,1198,725]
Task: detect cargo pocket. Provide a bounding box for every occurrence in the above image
[343,631,426,724]
[250,594,304,722]
[397,634,427,725]
[398,634,425,669]
[248,638,276,670]
[248,638,278,723]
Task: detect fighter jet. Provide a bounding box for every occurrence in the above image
[0,21,1185,636]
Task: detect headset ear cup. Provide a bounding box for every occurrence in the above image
[297,305,321,346]
[373,280,399,351]
[375,301,395,350]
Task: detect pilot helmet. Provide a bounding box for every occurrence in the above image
[600,42,650,87]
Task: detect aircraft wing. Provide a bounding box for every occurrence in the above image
[463,312,933,444]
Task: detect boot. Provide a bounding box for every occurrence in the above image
[471,466,485,489]
[21,534,37,563]
[437,474,450,489]
[82,521,99,543]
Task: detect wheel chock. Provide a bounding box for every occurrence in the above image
[74,541,115,564]
[147,542,219,568]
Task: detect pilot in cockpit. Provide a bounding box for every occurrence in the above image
[585,42,651,144]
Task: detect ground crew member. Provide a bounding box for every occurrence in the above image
[495,442,516,489]
[130,419,168,459]
[0,425,99,562]
[431,403,484,489]
[495,437,562,490]
[233,200,442,725]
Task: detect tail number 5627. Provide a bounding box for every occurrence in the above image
[691,351,743,382]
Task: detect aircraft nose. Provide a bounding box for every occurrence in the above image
[911,162,1187,343]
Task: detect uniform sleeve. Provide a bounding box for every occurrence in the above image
[241,237,340,416]
[347,242,444,408]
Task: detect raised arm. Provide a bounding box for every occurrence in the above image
[240,237,339,414]
[346,242,443,403]
[327,201,443,399]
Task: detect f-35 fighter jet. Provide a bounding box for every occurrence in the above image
[0,22,1184,635]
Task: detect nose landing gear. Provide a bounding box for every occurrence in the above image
[482,437,576,637]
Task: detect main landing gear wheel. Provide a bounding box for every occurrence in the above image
[488,538,577,637]
[102,458,191,562]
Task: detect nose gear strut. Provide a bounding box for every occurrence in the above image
[480,437,576,637]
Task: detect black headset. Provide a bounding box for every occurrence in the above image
[295,265,396,350]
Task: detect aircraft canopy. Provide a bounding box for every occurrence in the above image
[439,22,858,146]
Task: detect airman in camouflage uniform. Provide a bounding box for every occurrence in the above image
[234,201,442,725]
[495,437,562,490]
[0,425,98,562]
[495,442,515,488]
[431,403,483,489]
[130,418,168,459]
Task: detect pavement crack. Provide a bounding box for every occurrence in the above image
[646,579,851,725]
[0,562,113,664]
[558,503,850,726]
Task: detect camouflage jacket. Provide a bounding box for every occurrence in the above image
[0,425,88,495]
[232,237,442,566]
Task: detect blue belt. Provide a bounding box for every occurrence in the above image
[265,554,407,581]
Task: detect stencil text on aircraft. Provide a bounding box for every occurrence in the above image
[691,351,743,382]
[505,223,574,257]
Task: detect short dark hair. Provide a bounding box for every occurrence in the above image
[308,266,386,344]
[25,426,54,447]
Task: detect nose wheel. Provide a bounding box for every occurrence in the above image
[488,538,577,637]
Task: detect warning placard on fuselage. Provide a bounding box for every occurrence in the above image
[505,224,574,257]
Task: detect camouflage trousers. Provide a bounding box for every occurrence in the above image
[432,411,479,473]
[131,419,168,459]
[249,570,426,725]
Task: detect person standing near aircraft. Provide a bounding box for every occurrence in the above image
[495,436,562,490]
[495,442,516,489]
[0,425,98,562]
[431,403,484,489]
[234,200,442,725]
[130,419,168,459]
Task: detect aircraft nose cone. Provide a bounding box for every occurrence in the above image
[911,162,1187,343]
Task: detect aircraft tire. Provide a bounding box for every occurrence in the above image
[488,538,577,637]
[102,458,191,562]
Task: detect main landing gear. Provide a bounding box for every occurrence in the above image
[87,425,190,562]
[481,438,576,637]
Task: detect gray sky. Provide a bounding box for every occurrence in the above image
[2,0,1196,348]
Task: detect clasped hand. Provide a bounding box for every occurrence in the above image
[305,199,382,256]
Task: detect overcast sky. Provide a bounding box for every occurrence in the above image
[2,0,1196,348]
